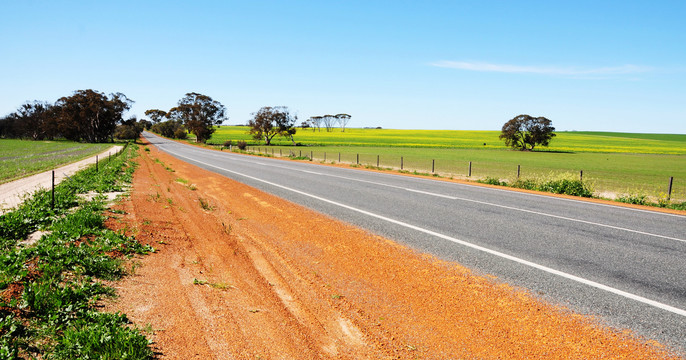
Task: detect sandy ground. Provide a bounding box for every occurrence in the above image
[0,145,123,214]
[102,140,681,359]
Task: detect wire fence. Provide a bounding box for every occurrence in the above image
[214,145,684,203]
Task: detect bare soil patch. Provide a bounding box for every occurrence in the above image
[103,140,681,359]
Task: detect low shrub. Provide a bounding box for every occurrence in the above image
[173,128,188,139]
[236,140,247,150]
[539,178,593,197]
[511,178,537,190]
[617,192,648,205]
[479,177,507,186]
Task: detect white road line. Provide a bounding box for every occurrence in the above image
[164,149,686,318]
[288,168,686,243]
[149,135,685,243]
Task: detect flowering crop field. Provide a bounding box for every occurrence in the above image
[209,126,686,154]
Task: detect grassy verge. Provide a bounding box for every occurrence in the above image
[236,145,685,202]
[0,139,113,184]
[0,143,154,359]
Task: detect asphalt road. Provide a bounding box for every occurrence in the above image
[144,132,686,352]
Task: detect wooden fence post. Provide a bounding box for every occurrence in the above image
[668,176,674,200]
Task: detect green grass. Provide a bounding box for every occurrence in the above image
[0,139,112,184]
[241,145,685,201]
[0,143,154,359]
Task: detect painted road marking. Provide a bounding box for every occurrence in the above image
[150,135,684,243]
[163,147,686,318]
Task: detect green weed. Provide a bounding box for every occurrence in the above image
[0,144,154,358]
[617,192,648,205]
[198,197,215,211]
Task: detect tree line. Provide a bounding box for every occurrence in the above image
[0,89,146,142]
[301,114,351,132]
[145,92,227,143]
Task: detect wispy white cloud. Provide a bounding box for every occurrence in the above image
[430,61,652,76]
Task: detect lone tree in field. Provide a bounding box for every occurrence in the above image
[499,114,555,151]
[167,92,226,143]
[248,106,297,145]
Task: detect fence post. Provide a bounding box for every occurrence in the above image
[517,165,520,179]
[357,154,359,165]
[401,157,404,170]
[468,161,472,177]
[96,155,99,172]
[311,151,313,160]
[339,153,341,162]
[377,155,379,167]
[668,176,674,200]
[324,152,326,161]
[432,159,435,173]
[280,149,282,157]
[51,170,55,210]
[299,150,302,157]
[580,170,583,182]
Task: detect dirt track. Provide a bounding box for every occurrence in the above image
[103,140,681,359]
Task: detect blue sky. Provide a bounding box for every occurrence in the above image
[1,1,685,133]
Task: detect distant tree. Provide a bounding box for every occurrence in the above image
[167,92,226,143]
[144,109,168,124]
[139,119,153,130]
[335,113,351,132]
[309,116,322,132]
[151,120,186,138]
[300,119,311,130]
[55,90,132,143]
[114,116,145,140]
[499,114,555,151]
[248,106,297,145]
[321,114,336,132]
[3,101,57,140]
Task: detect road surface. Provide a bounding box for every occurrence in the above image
[144,132,686,351]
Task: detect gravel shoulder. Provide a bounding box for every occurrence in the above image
[102,140,682,359]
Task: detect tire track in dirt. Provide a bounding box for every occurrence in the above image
[104,140,683,359]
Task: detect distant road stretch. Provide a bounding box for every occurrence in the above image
[144,132,686,351]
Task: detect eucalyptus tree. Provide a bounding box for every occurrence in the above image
[499,114,555,150]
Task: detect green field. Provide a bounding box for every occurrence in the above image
[208,126,686,154]
[198,127,686,202]
[0,139,112,184]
